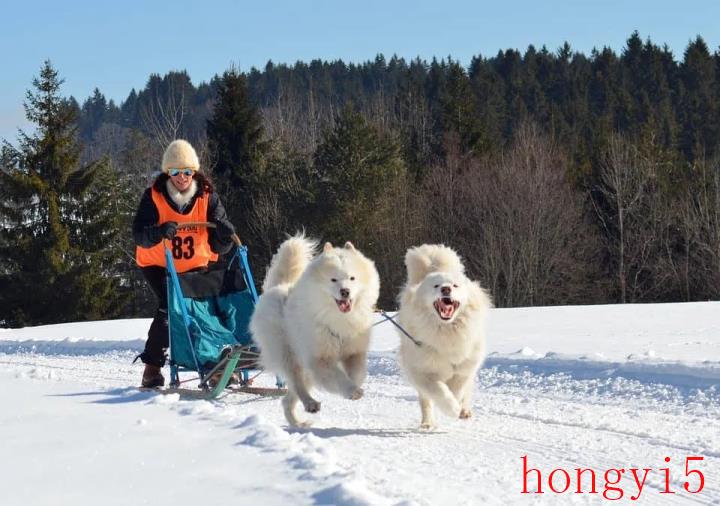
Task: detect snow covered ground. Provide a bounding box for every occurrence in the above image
[1,302,719,505]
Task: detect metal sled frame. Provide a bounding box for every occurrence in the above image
[163,240,284,398]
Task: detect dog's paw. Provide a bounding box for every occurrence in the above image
[419,421,436,430]
[286,417,313,428]
[438,398,461,418]
[459,408,472,419]
[346,387,364,400]
[303,399,321,413]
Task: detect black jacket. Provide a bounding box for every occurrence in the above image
[132,178,235,256]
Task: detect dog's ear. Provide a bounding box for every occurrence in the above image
[405,247,432,285]
[465,281,494,313]
[323,242,334,253]
[344,241,356,251]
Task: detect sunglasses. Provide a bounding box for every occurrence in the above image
[168,168,195,177]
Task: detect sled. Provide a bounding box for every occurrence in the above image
[160,223,285,399]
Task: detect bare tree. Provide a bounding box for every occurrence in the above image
[480,123,596,306]
[245,189,287,260]
[259,79,342,156]
[423,133,468,244]
[361,87,397,137]
[261,84,309,153]
[81,123,129,165]
[140,80,186,149]
[705,158,720,291]
[591,133,658,303]
[656,190,694,300]
[423,123,599,307]
[368,169,428,308]
[689,158,720,298]
[397,85,433,170]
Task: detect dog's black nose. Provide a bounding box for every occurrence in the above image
[441,286,451,296]
[340,288,350,299]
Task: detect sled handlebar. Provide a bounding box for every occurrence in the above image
[176,221,243,246]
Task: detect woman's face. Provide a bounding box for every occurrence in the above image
[169,170,195,192]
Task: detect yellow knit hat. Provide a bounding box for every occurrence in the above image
[161,139,200,173]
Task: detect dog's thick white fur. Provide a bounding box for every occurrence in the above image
[397,244,492,429]
[250,234,380,427]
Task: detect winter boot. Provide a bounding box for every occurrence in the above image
[141,364,165,388]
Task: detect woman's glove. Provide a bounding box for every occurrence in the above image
[214,221,235,240]
[158,221,178,240]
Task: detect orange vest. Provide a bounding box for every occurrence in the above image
[135,187,218,272]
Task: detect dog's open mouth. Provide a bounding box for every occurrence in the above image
[335,298,353,313]
[434,297,459,320]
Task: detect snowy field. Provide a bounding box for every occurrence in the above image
[1,302,719,505]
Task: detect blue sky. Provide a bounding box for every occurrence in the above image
[2,0,719,142]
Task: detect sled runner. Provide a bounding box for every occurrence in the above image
[160,223,285,398]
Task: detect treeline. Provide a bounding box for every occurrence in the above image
[2,31,720,326]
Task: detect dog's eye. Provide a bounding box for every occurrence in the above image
[434,284,439,288]
[331,278,337,283]
[350,276,355,281]
[453,284,458,288]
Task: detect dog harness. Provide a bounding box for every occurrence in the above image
[377,310,423,347]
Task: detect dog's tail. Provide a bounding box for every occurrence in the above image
[262,233,318,291]
[405,244,465,285]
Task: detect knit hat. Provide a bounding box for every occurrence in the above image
[161,139,200,173]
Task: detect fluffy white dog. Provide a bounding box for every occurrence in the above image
[250,234,380,427]
[397,244,492,429]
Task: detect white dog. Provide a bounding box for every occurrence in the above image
[397,244,492,429]
[250,234,380,427]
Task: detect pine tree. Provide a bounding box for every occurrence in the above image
[0,61,127,326]
[678,37,718,161]
[313,106,408,306]
[120,89,139,128]
[313,106,405,244]
[493,49,527,141]
[79,88,109,141]
[397,58,432,179]
[439,60,486,155]
[469,55,505,155]
[206,66,269,248]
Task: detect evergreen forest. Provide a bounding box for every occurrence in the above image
[2,32,720,325]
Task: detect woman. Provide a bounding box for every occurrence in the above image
[133,139,235,387]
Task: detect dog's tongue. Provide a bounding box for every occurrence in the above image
[337,299,352,313]
[437,299,455,319]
